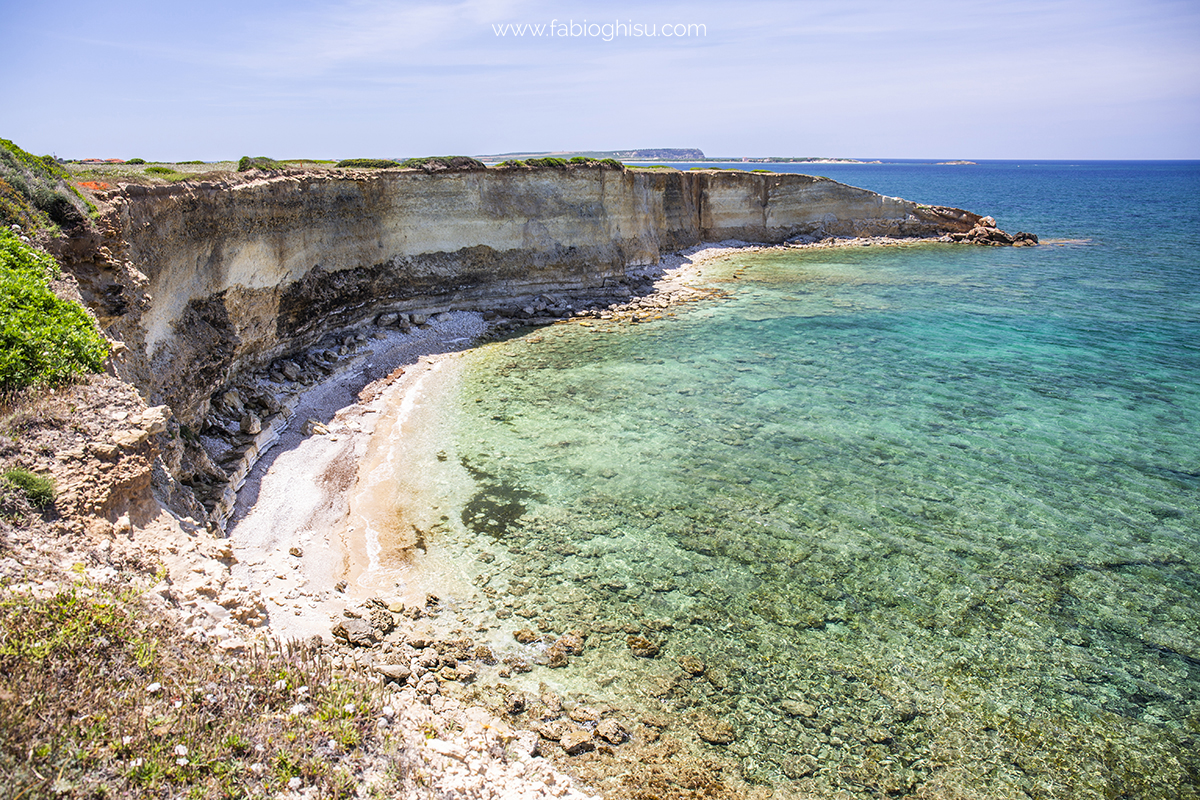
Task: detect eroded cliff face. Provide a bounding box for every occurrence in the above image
[59,165,980,522]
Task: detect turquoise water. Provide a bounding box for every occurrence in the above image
[437,162,1200,796]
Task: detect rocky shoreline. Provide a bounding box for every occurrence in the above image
[205,234,1038,798]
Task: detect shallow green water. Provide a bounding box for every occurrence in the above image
[438,235,1199,794]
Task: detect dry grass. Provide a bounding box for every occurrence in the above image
[0,570,417,799]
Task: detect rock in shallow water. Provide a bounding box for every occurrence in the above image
[694,714,736,745]
[626,635,660,658]
[560,729,595,755]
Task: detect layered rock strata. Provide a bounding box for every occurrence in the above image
[63,165,1015,523]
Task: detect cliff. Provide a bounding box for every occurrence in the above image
[54,164,985,523]
[72,167,973,425]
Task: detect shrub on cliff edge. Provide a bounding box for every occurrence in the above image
[400,156,487,172]
[0,229,107,393]
[237,155,284,172]
[337,158,401,169]
[0,138,94,234]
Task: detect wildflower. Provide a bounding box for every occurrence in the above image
[273,679,287,691]
[146,682,162,694]
[173,699,183,709]
[343,702,356,714]
[289,703,308,716]
[296,685,310,696]
[288,777,302,790]
[122,735,133,746]
[174,745,188,757]
[250,763,265,776]
[130,758,143,768]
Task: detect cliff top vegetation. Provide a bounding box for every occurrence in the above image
[0,139,94,235]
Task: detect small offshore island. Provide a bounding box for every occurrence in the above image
[0,141,1077,800]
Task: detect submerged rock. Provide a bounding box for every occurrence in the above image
[694,714,736,745]
[626,634,660,658]
[560,729,595,756]
[596,719,628,745]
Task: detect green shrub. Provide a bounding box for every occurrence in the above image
[237,155,284,172]
[0,138,94,233]
[126,158,146,165]
[143,166,174,175]
[336,158,400,169]
[524,157,567,168]
[1,467,55,508]
[0,229,107,392]
[496,159,525,168]
[399,156,487,172]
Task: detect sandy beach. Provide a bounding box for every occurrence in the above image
[223,243,752,642]
[225,314,487,639]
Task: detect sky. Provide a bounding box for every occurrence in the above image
[2,0,1198,161]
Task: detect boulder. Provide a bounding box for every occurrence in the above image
[375,663,412,684]
[560,729,595,756]
[536,720,569,741]
[332,618,378,647]
[139,405,170,435]
[554,630,586,655]
[545,644,570,668]
[694,714,736,744]
[221,390,244,415]
[596,719,628,745]
[112,428,150,449]
[240,412,262,435]
[627,634,660,658]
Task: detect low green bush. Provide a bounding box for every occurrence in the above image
[336,158,400,169]
[236,155,284,172]
[126,158,146,164]
[1,467,54,508]
[524,157,567,168]
[400,156,487,172]
[0,229,107,393]
[143,166,174,175]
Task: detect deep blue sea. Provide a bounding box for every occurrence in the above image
[405,161,1200,797]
